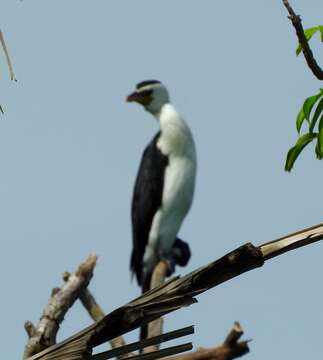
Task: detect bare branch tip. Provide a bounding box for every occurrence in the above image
[24,321,36,337]
[233,321,242,332]
[77,254,98,276]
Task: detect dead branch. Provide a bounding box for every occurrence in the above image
[0,30,17,81]
[260,221,323,259]
[282,0,323,80]
[25,222,323,360]
[92,326,194,360]
[79,288,128,351]
[166,322,249,360]
[23,254,97,359]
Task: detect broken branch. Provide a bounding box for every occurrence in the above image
[23,254,97,359]
[166,322,249,360]
[77,285,129,356]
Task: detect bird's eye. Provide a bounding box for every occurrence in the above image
[139,89,153,97]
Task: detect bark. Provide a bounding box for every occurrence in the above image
[23,254,97,358]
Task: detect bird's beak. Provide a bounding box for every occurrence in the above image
[126,91,143,103]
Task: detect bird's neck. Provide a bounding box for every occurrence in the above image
[155,103,184,129]
[155,104,194,157]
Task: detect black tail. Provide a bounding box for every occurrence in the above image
[139,272,152,344]
[173,238,191,266]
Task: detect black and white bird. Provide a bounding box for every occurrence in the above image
[127,80,197,295]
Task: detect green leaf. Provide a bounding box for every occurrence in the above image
[315,142,322,159]
[304,26,320,40]
[296,26,320,55]
[285,133,317,172]
[318,113,323,132]
[296,108,305,133]
[309,97,323,132]
[317,127,323,159]
[303,92,323,120]
[319,25,323,42]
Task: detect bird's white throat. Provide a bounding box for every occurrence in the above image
[156,104,196,159]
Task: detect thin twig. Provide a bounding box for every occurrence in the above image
[282,0,323,80]
[0,30,17,81]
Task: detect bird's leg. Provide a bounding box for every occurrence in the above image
[158,249,177,277]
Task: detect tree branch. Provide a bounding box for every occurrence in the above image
[25,222,323,360]
[143,261,169,353]
[260,222,323,259]
[166,322,249,360]
[92,326,194,360]
[282,0,323,80]
[23,254,97,359]
[73,280,129,357]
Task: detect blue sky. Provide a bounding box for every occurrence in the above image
[1,1,323,359]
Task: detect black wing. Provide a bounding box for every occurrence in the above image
[130,132,169,285]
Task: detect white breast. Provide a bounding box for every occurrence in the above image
[158,154,196,249]
[145,104,197,262]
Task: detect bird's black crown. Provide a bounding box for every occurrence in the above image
[136,80,161,90]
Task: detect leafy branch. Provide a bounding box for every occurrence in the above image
[285,89,323,171]
[296,26,323,56]
[282,1,323,171]
[282,0,323,80]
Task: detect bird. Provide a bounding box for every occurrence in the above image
[127,80,197,296]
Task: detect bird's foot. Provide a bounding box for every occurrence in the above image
[173,238,191,267]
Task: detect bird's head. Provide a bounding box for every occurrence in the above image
[126,80,170,115]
